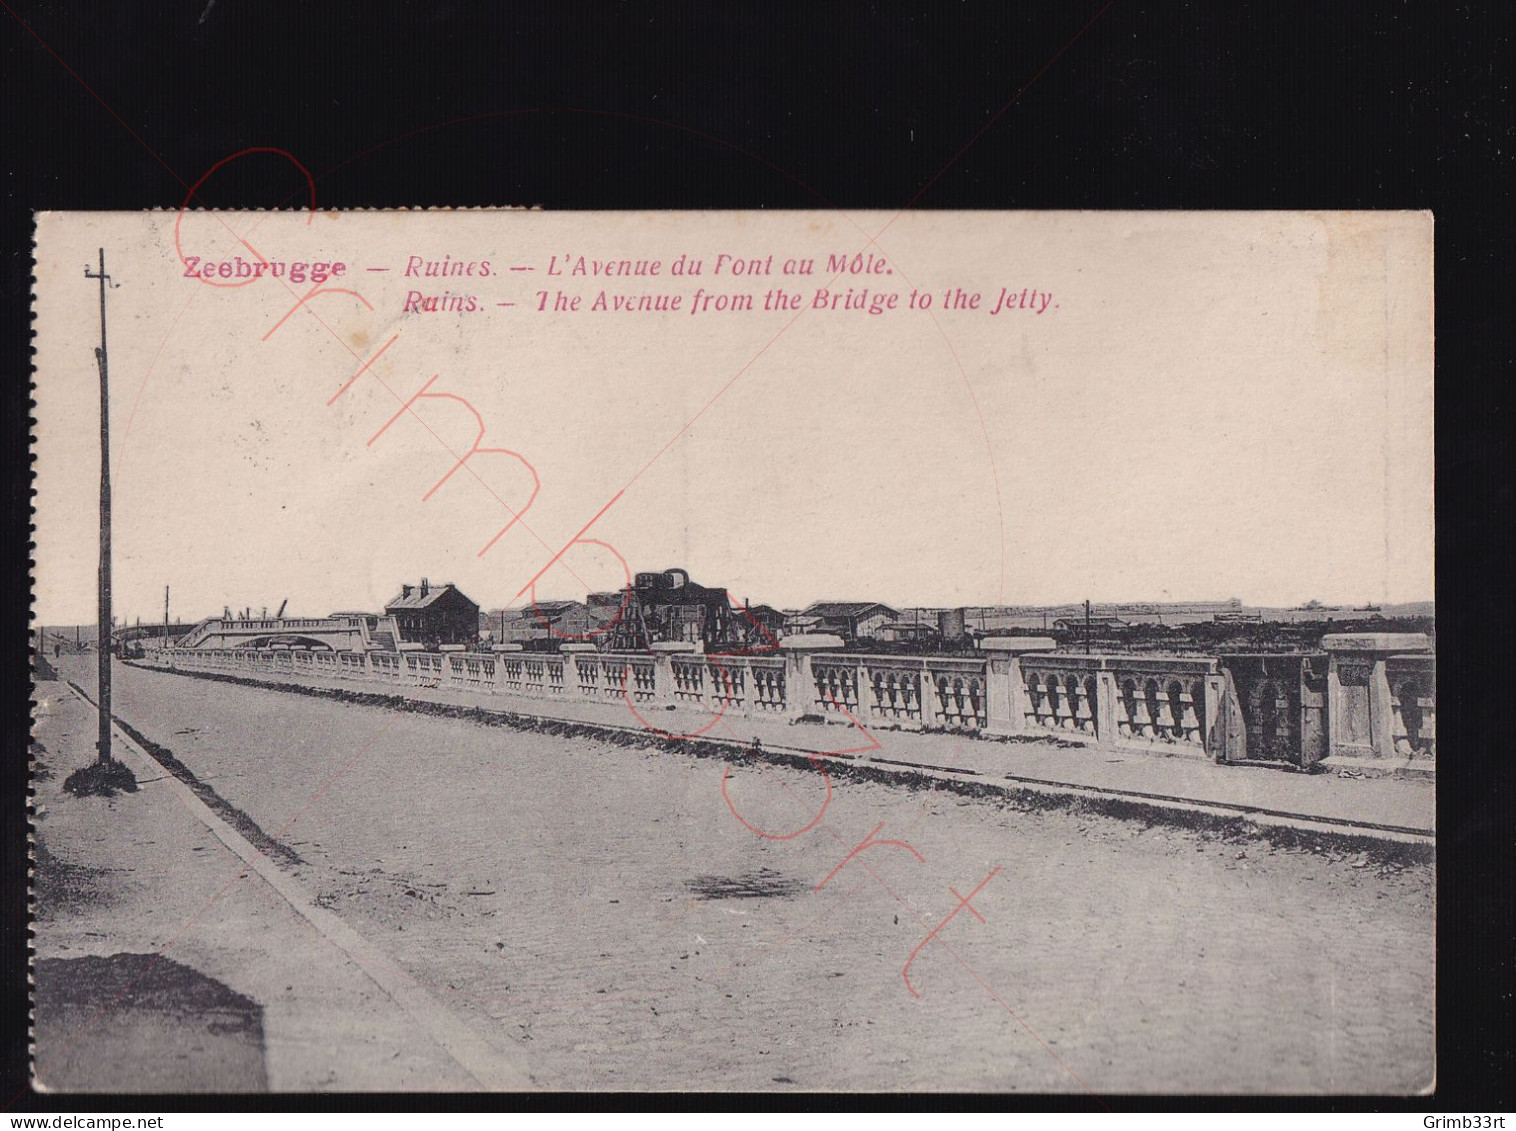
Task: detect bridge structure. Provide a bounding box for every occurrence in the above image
[174,613,391,653]
[115,623,193,646]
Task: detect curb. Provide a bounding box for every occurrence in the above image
[62,678,539,1091]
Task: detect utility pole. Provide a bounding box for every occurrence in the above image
[1084,598,1092,656]
[86,249,116,765]
[164,585,170,649]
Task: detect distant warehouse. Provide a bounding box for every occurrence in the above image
[1052,614,1130,644]
[799,601,901,643]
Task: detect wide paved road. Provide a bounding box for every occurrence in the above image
[93,659,1433,1093]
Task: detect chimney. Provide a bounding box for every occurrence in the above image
[402,584,413,599]
[420,578,430,596]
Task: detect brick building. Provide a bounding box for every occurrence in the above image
[384,580,480,648]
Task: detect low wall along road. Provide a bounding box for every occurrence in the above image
[134,635,1435,844]
[143,632,1436,770]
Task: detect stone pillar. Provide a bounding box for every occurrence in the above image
[560,643,597,697]
[1095,668,1120,745]
[852,657,875,724]
[650,641,696,708]
[1322,633,1432,763]
[777,634,844,721]
[1202,671,1225,759]
[491,643,522,694]
[918,659,940,728]
[560,642,594,697]
[979,637,1057,736]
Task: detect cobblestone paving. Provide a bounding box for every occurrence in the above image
[101,661,1434,1093]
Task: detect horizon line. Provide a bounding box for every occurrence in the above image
[37,593,1437,630]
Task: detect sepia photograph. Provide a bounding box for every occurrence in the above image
[28,208,1436,1096]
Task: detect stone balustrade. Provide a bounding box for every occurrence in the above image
[144,630,1436,769]
[996,641,1222,757]
[1387,655,1436,759]
[1323,633,1436,766]
[150,637,996,733]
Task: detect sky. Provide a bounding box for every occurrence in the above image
[32,210,1434,627]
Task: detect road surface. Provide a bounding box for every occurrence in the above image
[41,656,1435,1093]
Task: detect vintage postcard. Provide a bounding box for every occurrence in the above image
[30,209,1434,1094]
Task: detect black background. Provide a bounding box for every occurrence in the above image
[3,0,1511,1113]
